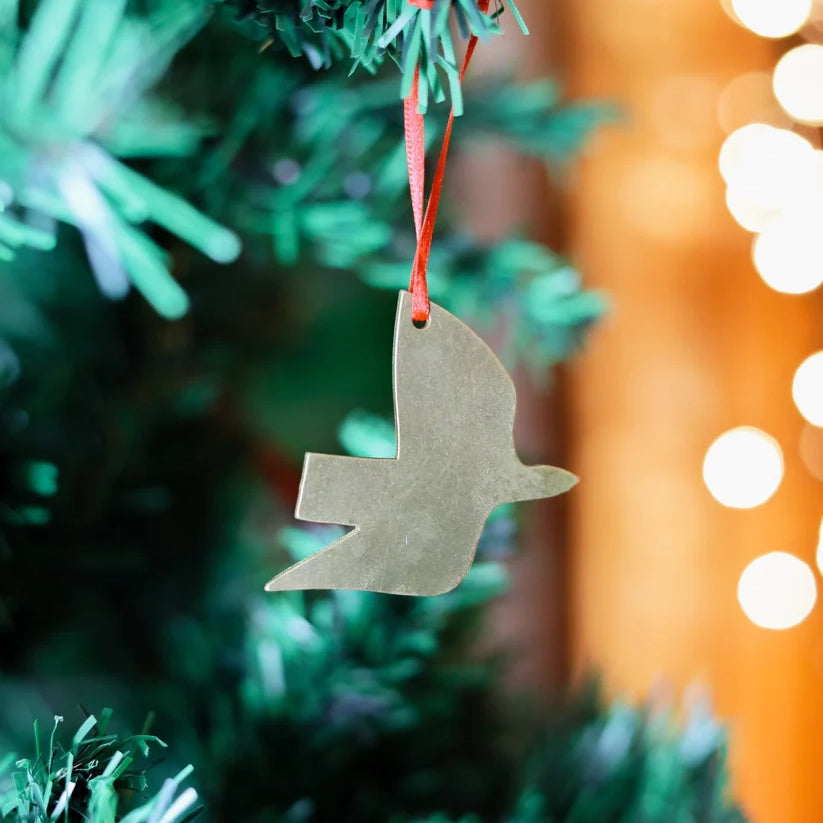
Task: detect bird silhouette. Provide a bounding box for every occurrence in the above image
[265,290,577,596]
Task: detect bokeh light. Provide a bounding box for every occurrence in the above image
[773,44,823,124]
[718,124,812,185]
[703,427,784,508]
[719,125,815,233]
[738,552,817,630]
[730,0,811,37]
[753,207,823,293]
[792,351,823,425]
[725,186,777,232]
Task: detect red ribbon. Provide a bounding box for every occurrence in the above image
[404,0,490,324]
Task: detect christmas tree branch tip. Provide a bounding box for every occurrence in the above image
[0,712,201,823]
[225,0,529,111]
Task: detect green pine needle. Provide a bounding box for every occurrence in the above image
[0,713,199,823]
[0,0,240,317]
[226,0,528,110]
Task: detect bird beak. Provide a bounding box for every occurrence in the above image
[508,464,578,502]
[539,465,578,495]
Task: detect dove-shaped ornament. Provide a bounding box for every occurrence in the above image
[265,290,577,597]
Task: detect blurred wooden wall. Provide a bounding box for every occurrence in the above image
[454,8,574,689]
[532,0,823,821]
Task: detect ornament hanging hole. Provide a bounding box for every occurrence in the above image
[412,318,430,330]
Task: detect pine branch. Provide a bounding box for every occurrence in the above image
[225,0,529,111]
[514,690,747,823]
[192,60,609,369]
[0,712,200,823]
[0,0,240,318]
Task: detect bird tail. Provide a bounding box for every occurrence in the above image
[265,528,370,593]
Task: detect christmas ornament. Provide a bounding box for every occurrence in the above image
[265,289,577,596]
[266,0,577,597]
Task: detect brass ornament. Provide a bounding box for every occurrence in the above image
[265,290,577,597]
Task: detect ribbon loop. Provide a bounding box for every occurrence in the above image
[403,0,490,324]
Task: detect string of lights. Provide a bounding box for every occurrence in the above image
[703,0,823,630]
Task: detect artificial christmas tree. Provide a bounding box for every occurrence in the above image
[0,1,744,821]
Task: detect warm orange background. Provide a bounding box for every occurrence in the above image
[463,1,823,817]
[547,1,823,821]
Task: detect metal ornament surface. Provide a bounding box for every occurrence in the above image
[265,290,577,597]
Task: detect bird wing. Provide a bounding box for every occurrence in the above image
[295,452,395,527]
[391,291,519,461]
